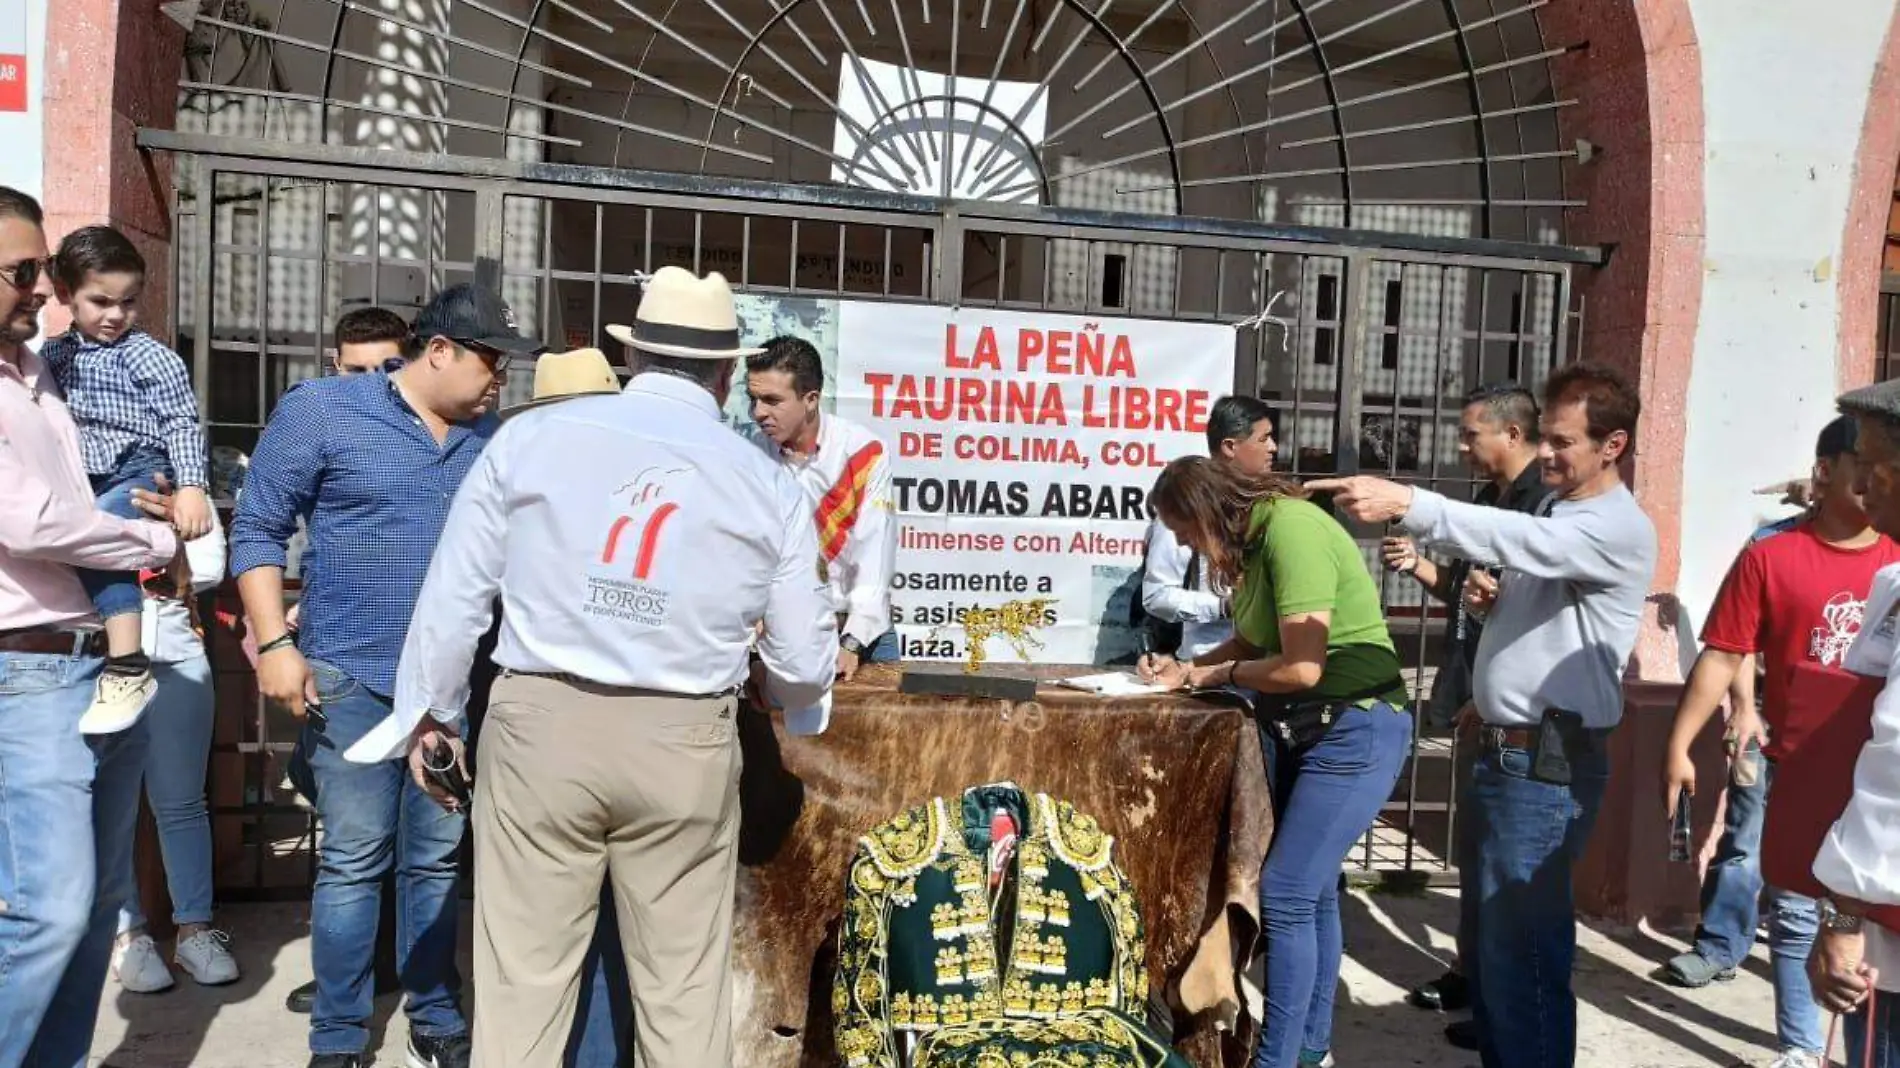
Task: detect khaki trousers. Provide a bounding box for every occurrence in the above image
[471,673,741,1068]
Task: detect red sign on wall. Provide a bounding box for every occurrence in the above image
[0,55,25,113]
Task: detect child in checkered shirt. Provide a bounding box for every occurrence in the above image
[41,225,212,734]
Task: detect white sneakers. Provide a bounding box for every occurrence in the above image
[1767,1051,1822,1068]
[112,929,241,992]
[175,928,241,986]
[111,933,175,994]
[78,669,157,736]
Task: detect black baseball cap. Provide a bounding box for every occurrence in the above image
[412,283,544,356]
[1816,415,1859,459]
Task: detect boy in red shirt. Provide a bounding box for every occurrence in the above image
[1662,416,1900,1068]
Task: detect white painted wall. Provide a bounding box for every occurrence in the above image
[0,0,45,200]
[1676,0,1899,641]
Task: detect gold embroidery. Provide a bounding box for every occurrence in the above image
[862,798,954,879]
[834,790,1157,1067]
[937,945,967,986]
[932,902,962,940]
[953,856,986,894]
[1039,796,1113,873]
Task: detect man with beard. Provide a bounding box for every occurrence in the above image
[232,283,539,1068]
[0,185,181,1065]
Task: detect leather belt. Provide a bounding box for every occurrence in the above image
[0,628,107,656]
[1477,724,1541,751]
[501,669,741,701]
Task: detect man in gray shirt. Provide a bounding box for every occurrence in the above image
[1311,362,1658,1068]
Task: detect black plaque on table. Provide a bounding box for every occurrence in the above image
[898,665,1039,703]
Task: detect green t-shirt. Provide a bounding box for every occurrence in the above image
[1231,497,1406,702]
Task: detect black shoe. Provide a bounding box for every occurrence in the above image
[1445,1019,1479,1051]
[287,969,403,1014]
[408,1032,471,1068]
[308,1056,367,1068]
[1408,970,1471,1012]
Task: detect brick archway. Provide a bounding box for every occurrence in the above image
[41,0,186,340]
[1837,3,1900,388]
[1542,0,1705,681]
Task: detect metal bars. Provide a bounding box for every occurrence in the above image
[181,149,1572,895]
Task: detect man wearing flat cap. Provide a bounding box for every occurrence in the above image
[232,282,542,1068]
[381,267,838,1067]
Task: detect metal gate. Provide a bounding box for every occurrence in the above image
[146,130,1588,896]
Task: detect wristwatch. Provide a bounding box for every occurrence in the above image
[1820,898,1866,933]
[840,635,866,656]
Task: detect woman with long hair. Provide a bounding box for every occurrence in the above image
[1138,456,1412,1068]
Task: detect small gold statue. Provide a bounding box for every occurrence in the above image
[932,598,1058,674]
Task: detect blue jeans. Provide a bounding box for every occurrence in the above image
[866,629,900,664]
[1253,703,1413,1068]
[1459,737,1611,1068]
[566,882,634,1068]
[304,660,467,1055]
[1765,889,1822,1053]
[0,649,150,1067]
[79,446,170,624]
[1691,744,1767,970]
[1690,751,1824,1052]
[1844,988,1900,1068]
[119,655,217,931]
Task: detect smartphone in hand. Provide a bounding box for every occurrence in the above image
[421,736,471,810]
[1669,786,1694,862]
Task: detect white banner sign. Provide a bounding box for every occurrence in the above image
[834,302,1235,666]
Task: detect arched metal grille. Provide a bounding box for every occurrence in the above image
[163,0,1594,898]
[177,0,1580,242]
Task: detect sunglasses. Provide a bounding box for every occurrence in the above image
[453,338,513,374]
[1,256,55,292]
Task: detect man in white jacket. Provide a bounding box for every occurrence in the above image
[744,334,898,680]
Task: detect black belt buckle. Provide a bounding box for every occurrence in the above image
[1531,708,1582,785]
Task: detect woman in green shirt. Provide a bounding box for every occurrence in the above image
[1137,456,1412,1068]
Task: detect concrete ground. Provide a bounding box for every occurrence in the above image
[91,889,1789,1068]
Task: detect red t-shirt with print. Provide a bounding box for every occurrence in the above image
[1701,521,1900,761]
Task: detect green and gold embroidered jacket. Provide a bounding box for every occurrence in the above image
[834,784,1179,1068]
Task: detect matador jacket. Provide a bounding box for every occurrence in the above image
[834,783,1189,1068]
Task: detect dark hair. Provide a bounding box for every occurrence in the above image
[1544,362,1640,446]
[636,350,731,391]
[335,306,410,348]
[1149,456,1308,587]
[1204,395,1277,454]
[0,186,42,226]
[54,224,145,291]
[747,335,825,398]
[1463,382,1541,442]
[1816,415,1859,459]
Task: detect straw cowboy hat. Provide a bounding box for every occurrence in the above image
[499,347,622,419]
[605,266,764,360]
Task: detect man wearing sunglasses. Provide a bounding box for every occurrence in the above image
[0,186,182,1064]
[232,282,540,1068]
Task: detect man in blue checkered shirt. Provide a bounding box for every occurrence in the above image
[41,224,212,737]
[231,282,540,1068]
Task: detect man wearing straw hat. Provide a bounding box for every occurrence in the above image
[374,267,838,1067]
